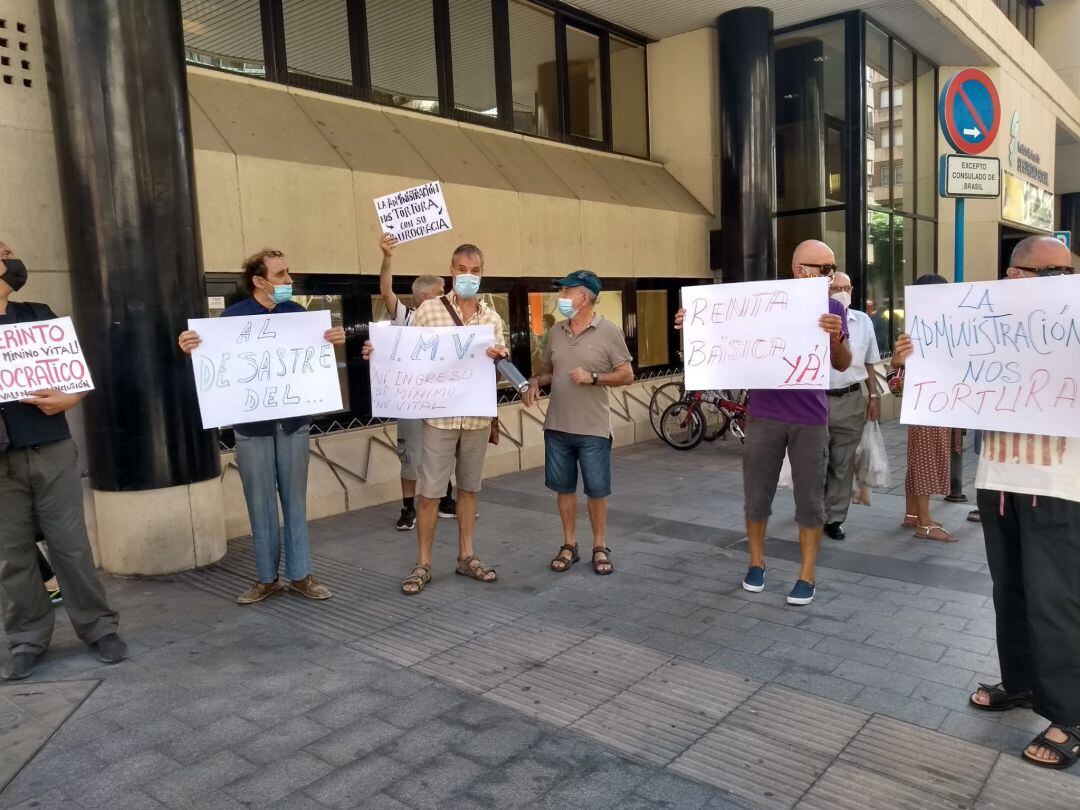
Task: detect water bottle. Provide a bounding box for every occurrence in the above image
[494,357,530,393]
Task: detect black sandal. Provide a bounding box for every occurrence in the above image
[591,546,613,576]
[550,544,579,572]
[1023,725,1080,770]
[969,682,1034,712]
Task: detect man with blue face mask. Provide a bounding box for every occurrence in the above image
[178,249,346,605]
[364,244,509,594]
[523,271,633,575]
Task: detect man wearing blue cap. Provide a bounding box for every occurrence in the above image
[524,270,634,575]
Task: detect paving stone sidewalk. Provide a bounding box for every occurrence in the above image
[3,422,1079,809]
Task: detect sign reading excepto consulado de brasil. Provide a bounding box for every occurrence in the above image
[939,154,1001,198]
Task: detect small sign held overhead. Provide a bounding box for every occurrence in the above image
[373,181,453,244]
[1054,230,1072,250]
[939,154,1001,199]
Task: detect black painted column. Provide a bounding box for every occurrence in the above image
[717,8,776,282]
[40,0,218,491]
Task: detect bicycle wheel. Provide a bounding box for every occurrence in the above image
[702,405,732,441]
[659,401,706,450]
[649,381,685,438]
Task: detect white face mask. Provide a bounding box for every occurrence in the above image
[831,291,852,309]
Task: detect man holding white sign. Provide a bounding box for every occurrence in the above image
[364,244,508,595]
[178,249,345,606]
[0,242,126,681]
[893,237,1080,771]
[676,241,851,606]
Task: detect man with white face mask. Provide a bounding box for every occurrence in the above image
[523,271,633,576]
[364,244,508,594]
[823,271,881,540]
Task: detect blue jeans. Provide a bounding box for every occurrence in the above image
[544,430,613,499]
[234,425,311,583]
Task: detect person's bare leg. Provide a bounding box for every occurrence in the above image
[558,493,578,547]
[456,490,479,560]
[915,494,934,527]
[798,525,822,583]
[415,496,438,567]
[402,478,417,499]
[588,497,611,572]
[747,520,767,568]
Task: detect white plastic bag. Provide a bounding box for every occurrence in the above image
[778,452,793,488]
[854,421,890,490]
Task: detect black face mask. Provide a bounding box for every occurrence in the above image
[1,258,28,292]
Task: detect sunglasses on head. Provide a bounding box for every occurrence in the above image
[800,263,837,277]
[1014,265,1075,278]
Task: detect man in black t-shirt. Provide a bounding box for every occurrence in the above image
[0,242,125,680]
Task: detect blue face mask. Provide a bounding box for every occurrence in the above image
[454,273,481,299]
[271,284,292,304]
[556,297,578,318]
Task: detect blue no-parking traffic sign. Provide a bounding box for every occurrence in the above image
[938,68,1001,155]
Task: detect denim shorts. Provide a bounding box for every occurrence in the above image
[544,430,613,499]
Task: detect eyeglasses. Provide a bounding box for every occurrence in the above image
[800,263,837,277]
[1013,265,1075,278]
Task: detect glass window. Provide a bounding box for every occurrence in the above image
[892,41,913,213]
[367,0,440,113]
[776,210,847,279]
[508,1,557,138]
[181,0,266,77]
[865,24,890,209]
[916,219,936,281]
[283,0,351,84]
[775,22,847,212]
[866,209,893,353]
[565,26,603,141]
[527,290,624,371]
[295,294,350,411]
[610,37,648,157]
[915,58,936,218]
[892,216,912,342]
[636,290,669,367]
[450,0,498,118]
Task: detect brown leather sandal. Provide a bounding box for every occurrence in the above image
[592,546,613,575]
[455,555,497,583]
[550,544,579,572]
[915,524,955,542]
[401,564,431,595]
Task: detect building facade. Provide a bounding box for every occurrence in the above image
[0,0,1077,573]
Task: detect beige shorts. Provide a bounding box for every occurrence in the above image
[419,424,488,499]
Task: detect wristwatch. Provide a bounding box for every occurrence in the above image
[591,372,599,386]
[868,393,881,400]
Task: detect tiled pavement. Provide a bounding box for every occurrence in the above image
[3,422,1080,809]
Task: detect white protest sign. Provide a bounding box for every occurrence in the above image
[368,322,496,419]
[0,317,94,402]
[373,181,453,244]
[188,310,343,429]
[681,278,832,391]
[900,276,1080,437]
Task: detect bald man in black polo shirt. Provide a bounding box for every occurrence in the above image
[0,242,125,680]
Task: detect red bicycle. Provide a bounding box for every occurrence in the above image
[659,389,748,451]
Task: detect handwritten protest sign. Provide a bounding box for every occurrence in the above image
[0,317,94,403]
[368,322,496,419]
[373,181,453,244]
[188,311,343,429]
[681,278,831,391]
[900,276,1080,437]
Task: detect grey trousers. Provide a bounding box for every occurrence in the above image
[825,389,866,524]
[0,438,118,655]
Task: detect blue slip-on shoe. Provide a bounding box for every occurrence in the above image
[787,579,816,606]
[742,565,765,593]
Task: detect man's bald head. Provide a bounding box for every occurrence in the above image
[792,240,835,279]
[1008,236,1072,278]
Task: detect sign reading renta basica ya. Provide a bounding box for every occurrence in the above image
[680,278,832,391]
[0,316,94,403]
[187,310,343,429]
[900,276,1080,438]
[373,181,453,244]
[368,322,497,419]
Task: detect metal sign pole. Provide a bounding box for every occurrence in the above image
[946,196,967,502]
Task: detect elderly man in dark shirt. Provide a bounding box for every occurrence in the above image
[0,241,125,681]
